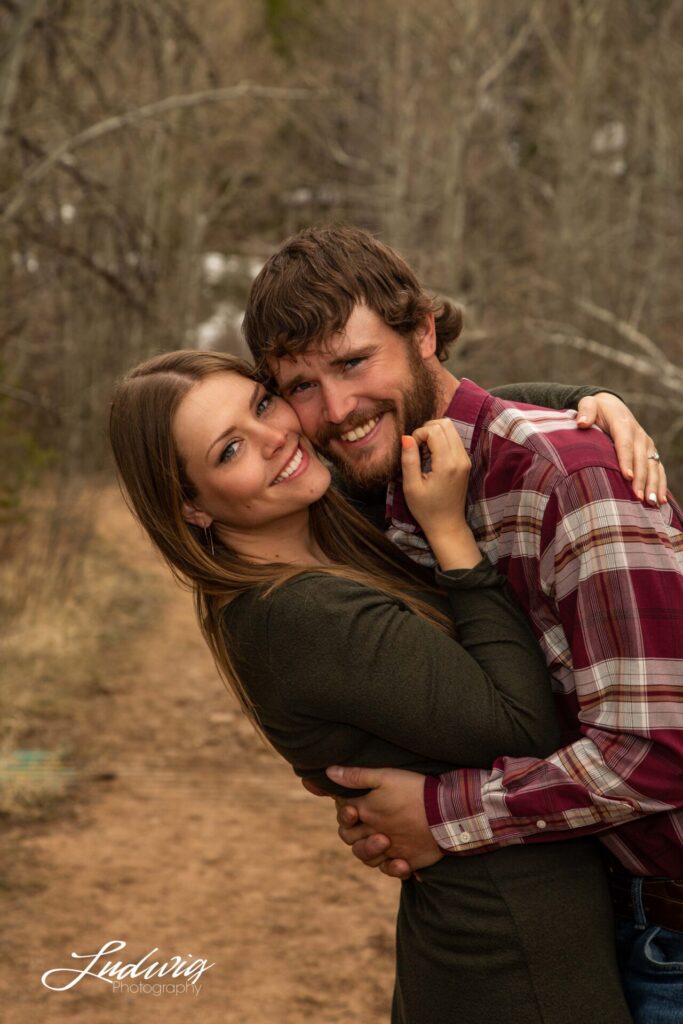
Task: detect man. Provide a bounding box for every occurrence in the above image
[243,226,682,1022]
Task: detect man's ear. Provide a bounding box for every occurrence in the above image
[181,502,213,529]
[416,313,437,359]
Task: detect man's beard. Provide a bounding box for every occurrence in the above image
[315,350,439,493]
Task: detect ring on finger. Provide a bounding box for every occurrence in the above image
[647,451,661,462]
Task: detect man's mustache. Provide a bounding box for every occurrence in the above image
[316,401,396,448]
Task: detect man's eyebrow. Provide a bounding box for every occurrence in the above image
[205,380,261,460]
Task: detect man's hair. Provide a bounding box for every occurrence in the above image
[243,226,463,375]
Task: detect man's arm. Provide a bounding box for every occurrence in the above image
[333,468,683,876]
[424,471,683,852]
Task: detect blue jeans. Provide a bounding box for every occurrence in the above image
[614,877,683,1024]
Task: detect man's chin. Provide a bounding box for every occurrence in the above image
[324,443,399,492]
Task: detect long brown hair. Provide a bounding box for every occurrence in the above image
[242,225,463,377]
[109,350,452,726]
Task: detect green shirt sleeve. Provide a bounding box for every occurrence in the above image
[489,382,621,409]
[227,558,560,776]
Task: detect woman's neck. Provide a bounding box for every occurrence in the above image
[215,510,331,567]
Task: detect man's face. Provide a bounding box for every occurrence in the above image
[271,304,438,491]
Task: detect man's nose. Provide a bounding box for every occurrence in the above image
[321,384,355,424]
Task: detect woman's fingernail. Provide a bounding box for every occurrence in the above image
[626,469,634,480]
[577,416,588,424]
[648,492,657,504]
[401,435,413,449]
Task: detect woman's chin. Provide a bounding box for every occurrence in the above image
[303,463,333,504]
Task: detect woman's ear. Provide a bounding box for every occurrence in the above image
[181,502,213,529]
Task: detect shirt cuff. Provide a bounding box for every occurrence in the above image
[424,769,500,855]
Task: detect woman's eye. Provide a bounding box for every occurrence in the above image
[256,394,274,415]
[219,440,240,463]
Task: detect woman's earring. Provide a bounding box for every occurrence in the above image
[203,525,215,557]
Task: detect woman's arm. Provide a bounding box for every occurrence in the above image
[251,562,560,771]
[488,382,616,408]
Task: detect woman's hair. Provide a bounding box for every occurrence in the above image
[109,350,452,730]
[242,225,463,378]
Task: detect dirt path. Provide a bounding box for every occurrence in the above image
[0,487,397,1023]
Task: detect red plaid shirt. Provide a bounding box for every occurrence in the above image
[386,379,683,877]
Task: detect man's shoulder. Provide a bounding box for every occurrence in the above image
[477,388,623,482]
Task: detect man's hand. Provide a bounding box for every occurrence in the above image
[326,765,444,879]
[576,393,667,506]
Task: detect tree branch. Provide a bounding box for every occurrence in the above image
[0,381,60,419]
[530,274,676,370]
[1,82,320,223]
[523,322,683,398]
[477,4,539,96]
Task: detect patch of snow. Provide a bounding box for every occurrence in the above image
[60,203,76,224]
[190,302,244,350]
[591,121,626,155]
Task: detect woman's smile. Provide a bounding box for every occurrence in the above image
[270,443,309,485]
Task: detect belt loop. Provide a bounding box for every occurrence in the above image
[631,877,648,930]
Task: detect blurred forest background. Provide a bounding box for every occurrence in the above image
[1,3,682,1018]
[2,0,683,798]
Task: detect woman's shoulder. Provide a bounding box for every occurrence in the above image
[220,570,402,640]
[221,572,355,622]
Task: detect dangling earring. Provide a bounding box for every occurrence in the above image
[203,525,215,557]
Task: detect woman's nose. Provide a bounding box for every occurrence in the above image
[260,423,289,458]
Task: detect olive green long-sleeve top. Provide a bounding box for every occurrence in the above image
[222,557,561,797]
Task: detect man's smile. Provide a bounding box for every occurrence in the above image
[338,414,384,446]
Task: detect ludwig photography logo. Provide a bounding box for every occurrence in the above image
[41,939,215,997]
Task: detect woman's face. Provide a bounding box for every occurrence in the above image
[173,371,331,531]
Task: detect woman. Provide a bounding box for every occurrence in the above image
[109,350,631,1024]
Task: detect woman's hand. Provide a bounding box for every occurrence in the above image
[401,419,481,570]
[576,392,668,506]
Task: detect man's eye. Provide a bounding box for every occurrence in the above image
[219,440,240,463]
[290,381,313,395]
[344,358,364,370]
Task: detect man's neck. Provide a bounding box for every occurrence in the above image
[434,365,460,416]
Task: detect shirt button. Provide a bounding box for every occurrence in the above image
[459,831,471,843]
[536,820,547,829]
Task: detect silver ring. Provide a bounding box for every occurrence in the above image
[647,451,661,462]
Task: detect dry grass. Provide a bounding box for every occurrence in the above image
[0,479,159,820]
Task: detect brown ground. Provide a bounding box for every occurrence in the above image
[0,487,398,1023]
